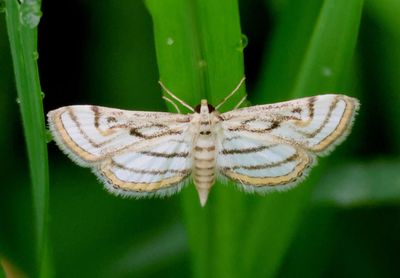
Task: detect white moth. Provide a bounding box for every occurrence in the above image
[47,78,359,206]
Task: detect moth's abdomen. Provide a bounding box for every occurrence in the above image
[193,131,216,206]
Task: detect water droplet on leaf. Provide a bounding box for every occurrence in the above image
[237,34,248,51]
[166,37,174,46]
[322,67,333,77]
[33,51,39,60]
[198,60,207,68]
[20,0,42,29]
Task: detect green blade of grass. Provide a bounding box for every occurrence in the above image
[146,0,245,108]
[4,0,51,276]
[291,0,364,97]
[242,1,364,277]
[363,0,400,153]
[253,0,323,102]
[145,1,245,277]
[312,159,400,207]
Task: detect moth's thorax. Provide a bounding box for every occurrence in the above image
[194,99,219,129]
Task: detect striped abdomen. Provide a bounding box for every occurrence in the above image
[193,129,216,205]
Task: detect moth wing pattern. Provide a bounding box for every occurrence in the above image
[48,105,193,197]
[216,94,359,192]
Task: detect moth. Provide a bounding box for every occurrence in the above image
[47,78,359,206]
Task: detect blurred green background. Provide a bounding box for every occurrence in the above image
[1,0,400,277]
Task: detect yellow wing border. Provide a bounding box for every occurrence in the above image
[310,95,360,155]
[48,107,99,166]
[94,160,192,198]
[217,147,316,194]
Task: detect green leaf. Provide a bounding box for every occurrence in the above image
[253,0,323,102]
[146,0,245,108]
[4,0,51,276]
[363,0,400,153]
[241,1,364,277]
[312,160,400,207]
[145,1,246,278]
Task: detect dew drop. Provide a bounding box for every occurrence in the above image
[198,60,207,68]
[237,34,248,51]
[33,51,39,60]
[322,67,333,77]
[19,0,42,29]
[16,98,21,104]
[41,91,45,99]
[166,37,174,46]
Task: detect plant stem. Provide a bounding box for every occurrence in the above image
[146,0,245,277]
[5,0,51,276]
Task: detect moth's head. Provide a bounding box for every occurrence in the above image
[195,99,215,114]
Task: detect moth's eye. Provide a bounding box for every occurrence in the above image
[207,104,215,113]
[194,104,201,113]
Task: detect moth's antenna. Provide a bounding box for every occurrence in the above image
[215,77,246,110]
[162,96,182,114]
[159,81,195,112]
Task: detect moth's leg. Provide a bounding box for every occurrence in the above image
[162,95,181,114]
[215,77,246,110]
[159,81,195,112]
